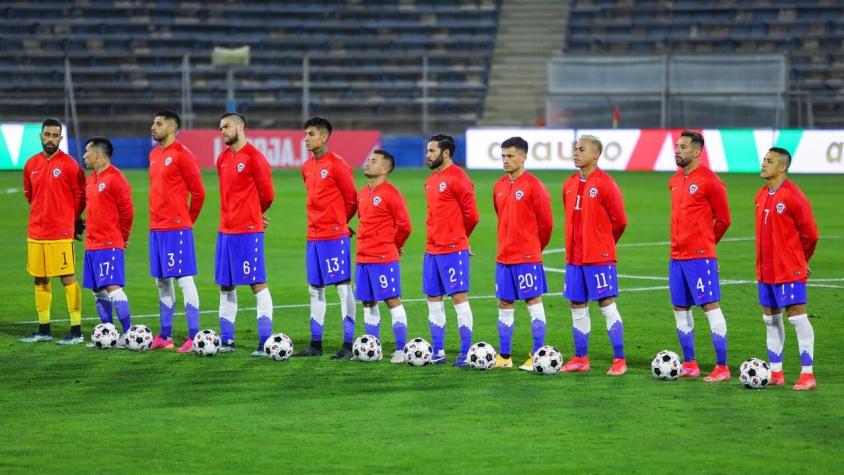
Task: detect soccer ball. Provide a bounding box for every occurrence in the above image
[90,323,119,349]
[739,358,771,389]
[125,324,153,351]
[263,332,294,361]
[651,350,681,380]
[467,341,497,370]
[353,334,382,362]
[532,345,563,375]
[193,329,221,357]
[403,337,433,367]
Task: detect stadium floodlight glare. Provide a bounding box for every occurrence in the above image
[212,46,250,112]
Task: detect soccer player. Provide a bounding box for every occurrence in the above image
[355,150,412,364]
[215,112,276,357]
[492,137,553,371]
[423,134,479,367]
[668,130,732,382]
[147,110,206,352]
[755,147,819,390]
[20,118,86,344]
[560,135,628,375]
[294,117,358,359]
[80,137,135,337]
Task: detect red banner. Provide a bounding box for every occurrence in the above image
[178,129,381,168]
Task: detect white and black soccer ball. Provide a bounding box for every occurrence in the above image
[403,337,433,367]
[651,350,681,381]
[467,341,497,370]
[263,332,294,361]
[739,357,771,389]
[192,329,221,357]
[125,324,153,351]
[353,334,382,362]
[90,323,119,349]
[532,345,563,375]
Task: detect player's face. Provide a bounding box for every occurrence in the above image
[83,143,100,170]
[363,153,388,178]
[40,126,62,156]
[501,146,526,175]
[304,126,328,152]
[150,116,174,143]
[219,118,240,146]
[674,136,699,168]
[426,141,445,169]
[573,140,598,170]
[760,151,786,179]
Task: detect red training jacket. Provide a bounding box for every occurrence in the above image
[301,150,357,241]
[493,171,553,264]
[216,142,275,234]
[669,165,731,260]
[23,150,86,240]
[85,165,134,250]
[149,140,206,230]
[424,164,479,254]
[562,168,627,265]
[356,181,412,263]
[755,179,818,283]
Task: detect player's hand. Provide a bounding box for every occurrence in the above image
[348,227,356,238]
[468,246,475,257]
[398,247,404,256]
[74,218,85,241]
[807,266,813,278]
[263,215,271,228]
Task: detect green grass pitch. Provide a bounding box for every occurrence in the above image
[0,167,841,473]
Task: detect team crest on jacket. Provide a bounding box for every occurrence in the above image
[320,168,328,179]
[237,162,245,173]
[688,184,698,194]
[52,168,61,178]
[776,202,786,214]
[373,196,382,206]
[589,187,598,198]
[439,182,447,192]
[164,157,173,167]
[515,190,524,200]
[97,183,106,192]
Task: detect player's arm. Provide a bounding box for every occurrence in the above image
[534,181,554,250]
[792,190,819,262]
[604,178,628,243]
[336,161,358,223]
[180,151,206,224]
[22,164,32,204]
[72,163,86,218]
[709,178,731,243]
[456,177,479,238]
[115,175,134,245]
[253,154,275,213]
[392,191,412,251]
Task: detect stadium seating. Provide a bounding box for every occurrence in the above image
[0,1,499,135]
[564,1,844,128]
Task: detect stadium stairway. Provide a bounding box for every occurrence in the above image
[480,0,569,127]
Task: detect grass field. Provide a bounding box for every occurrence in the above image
[0,167,842,473]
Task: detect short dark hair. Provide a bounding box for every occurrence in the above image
[220,112,247,127]
[501,136,528,154]
[156,109,181,129]
[681,130,704,148]
[41,118,62,132]
[428,133,456,158]
[373,149,395,174]
[85,136,113,159]
[303,116,332,136]
[769,146,792,170]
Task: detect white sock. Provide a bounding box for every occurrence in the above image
[390,304,407,327]
[363,305,381,329]
[572,306,591,334]
[788,314,814,373]
[527,302,546,323]
[674,309,694,333]
[600,302,622,329]
[256,288,273,321]
[155,277,175,309]
[108,288,129,304]
[309,285,326,328]
[219,289,238,324]
[498,307,515,327]
[336,283,355,322]
[428,301,446,328]
[704,308,727,338]
[177,276,200,310]
[763,313,785,372]
[454,301,473,330]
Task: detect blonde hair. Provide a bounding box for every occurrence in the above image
[578,134,603,156]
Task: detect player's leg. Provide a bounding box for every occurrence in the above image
[689,259,728,382]
[592,264,625,375]
[93,248,132,334]
[779,283,814,390]
[759,283,785,385]
[93,288,113,324]
[56,273,83,344]
[562,264,591,371]
[494,264,516,368]
[355,264,381,339]
[669,259,699,377]
[21,241,53,342]
[451,291,473,367]
[386,296,407,364]
[215,232,238,351]
[303,240,328,354]
[148,231,174,349]
[423,253,447,362]
[172,229,201,352]
[251,282,273,357]
[515,263,547,371]
[332,237,355,357]
[237,232,272,356]
[175,276,201,352]
[373,262,406,363]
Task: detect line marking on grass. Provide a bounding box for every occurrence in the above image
[542,235,843,255]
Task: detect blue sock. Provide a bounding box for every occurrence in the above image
[498,308,514,357]
[310,318,324,343]
[159,300,174,339]
[458,325,472,355]
[430,322,445,354]
[711,332,727,366]
[531,318,546,354]
[677,329,696,362]
[109,289,132,332]
[95,292,113,324]
[220,318,235,344]
[607,320,625,359]
[342,315,355,344]
[257,316,272,347]
[393,322,407,351]
[185,302,200,340]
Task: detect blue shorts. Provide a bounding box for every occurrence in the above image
[758,281,807,308]
[422,251,470,297]
[564,263,618,302]
[305,237,351,286]
[669,258,720,307]
[355,262,401,302]
[495,263,547,302]
[149,229,198,278]
[215,232,266,287]
[82,248,125,290]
